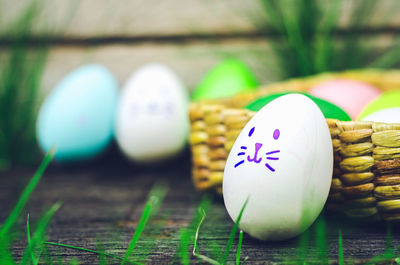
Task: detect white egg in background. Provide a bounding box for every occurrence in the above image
[223,94,333,241]
[115,63,189,162]
[361,108,400,123]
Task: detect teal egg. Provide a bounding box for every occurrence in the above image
[37,64,119,161]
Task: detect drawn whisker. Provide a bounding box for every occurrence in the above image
[234,127,281,172]
[235,160,245,168]
[266,150,280,155]
[265,163,275,172]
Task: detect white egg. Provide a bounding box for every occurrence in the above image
[361,108,400,123]
[223,94,333,241]
[115,63,189,162]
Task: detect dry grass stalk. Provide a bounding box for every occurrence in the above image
[345,197,376,208]
[377,199,400,212]
[342,183,374,198]
[374,175,400,186]
[340,156,374,172]
[372,131,400,147]
[375,185,400,200]
[339,129,373,143]
[340,142,374,157]
[341,172,374,185]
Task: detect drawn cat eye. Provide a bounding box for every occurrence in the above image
[248,127,255,137]
[273,129,280,140]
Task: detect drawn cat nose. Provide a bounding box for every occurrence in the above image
[255,143,263,150]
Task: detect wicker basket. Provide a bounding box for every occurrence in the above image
[189,69,400,221]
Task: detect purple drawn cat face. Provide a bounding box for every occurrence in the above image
[129,91,175,118]
[234,127,280,172]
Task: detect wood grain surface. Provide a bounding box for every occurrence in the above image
[1,0,400,38]
[1,148,399,264]
[18,32,395,96]
[1,0,400,97]
[1,2,400,263]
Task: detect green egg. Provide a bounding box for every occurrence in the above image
[358,89,400,120]
[246,92,352,121]
[191,58,259,101]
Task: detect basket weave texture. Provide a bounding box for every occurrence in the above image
[189,69,400,221]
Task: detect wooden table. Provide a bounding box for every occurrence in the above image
[1,148,399,264]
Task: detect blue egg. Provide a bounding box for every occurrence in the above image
[37,64,119,161]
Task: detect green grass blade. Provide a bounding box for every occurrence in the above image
[45,242,142,265]
[170,195,213,264]
[239,257,249,265]
[0,148,55,238]
[0,237,16,265]
[369,42,400,68]
[236,230,243,265]
[314,0,342,72]
[192,195,213,228]
[258,0,299,78]
[27,213,48,265]
[209,240,223,262]
[134,212,171,263]
[96,236,107,265]
[315,216,328,264]
[41,245,55,265]
[179,228,190,265]
[338,0,377,69]
[121,202,151,265]
[338,229,343,265]
[279,0,313,76]
[146,182,169,217]
[385,222,394,257]
[192,208,220,265]
[258,0,400,77]
[125,184,169,263]
[26,214,38,265]
[0,0,47,167]
[297,228,309,263]
[120,183,168,265]
[221,197,249,265]
[192,208,205,257]
[21,201,61,265]
[69,259,79,265]
[258,0,285,33]
[171,195,215,264]
[239,255,249,265]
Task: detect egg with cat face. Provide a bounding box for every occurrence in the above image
[223,94,333,241]
[115,63,189,162]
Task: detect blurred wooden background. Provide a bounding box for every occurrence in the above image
[1,0,400,94]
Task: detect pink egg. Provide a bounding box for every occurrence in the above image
[309,79,381,119]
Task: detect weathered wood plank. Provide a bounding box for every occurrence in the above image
[1,0,399,38]
[39,39,278,95]
[1,152,400,264]
[35,33,398,96]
